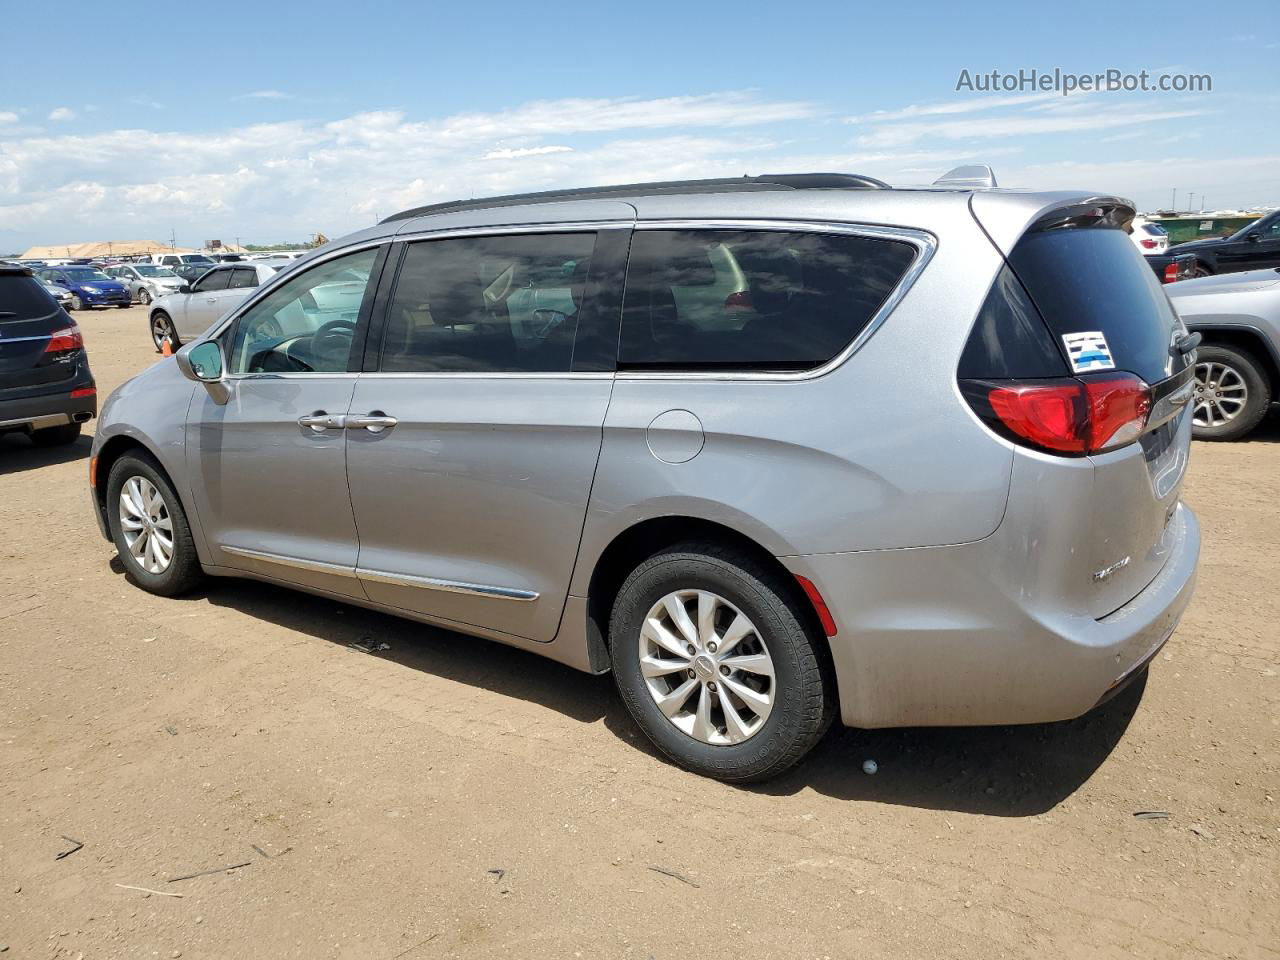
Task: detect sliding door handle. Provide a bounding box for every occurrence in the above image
[346,413,398,434]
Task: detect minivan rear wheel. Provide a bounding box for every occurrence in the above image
[610,543,833,782]
[1192,344,1270,441]
[106,452,203,596]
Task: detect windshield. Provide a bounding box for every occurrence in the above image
[64,268,111,282]
[1229,213,1275,242]
[185,255,214,264]
[135,265,178,277]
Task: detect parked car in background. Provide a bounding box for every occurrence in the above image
[209,253,247,262]
[36,265,130,310]
[170,263,214,285]
[39,277,76,310]
[139,253,217,269]
[1130,218,1169,255]
[1171,210,1280,277]
[1167,267,1280,440]
[92,172,1200,782]
[104,263,185,305]
[1145,251,1196,285]
[0,265,96,446]
[147,260,289,351]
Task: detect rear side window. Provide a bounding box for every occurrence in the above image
[228,267,258,289]
[380,232,597,374]
[619,229,917,371]
[1008,227,1185,384]
[0,275,59,323]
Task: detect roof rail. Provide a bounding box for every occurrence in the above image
[380,172,892,223]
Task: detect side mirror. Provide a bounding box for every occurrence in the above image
[179,284,192,294]
[175,341,231,405]
[1246,232,1262,243]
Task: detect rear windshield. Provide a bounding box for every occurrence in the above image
[0,275,59,323]
[1007,227,1185,384]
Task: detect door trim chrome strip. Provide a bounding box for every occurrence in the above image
[356,567,539,602]
[220,544,358,578]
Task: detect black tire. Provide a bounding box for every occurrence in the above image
[139,289,152,306]
[150,310,179,353]
[609,542,834,782]
[30,422,81,447]
[106,451,203,596]
[1192,344,1271,441]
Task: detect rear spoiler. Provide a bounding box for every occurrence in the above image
[970,192,1137,259]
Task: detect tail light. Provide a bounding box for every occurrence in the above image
[44,322,84,355]
[1139,237,1158,249]
[1163,263,1181,283]
[723,291,754,313]
[965,373,1152,455]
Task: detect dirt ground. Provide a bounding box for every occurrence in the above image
[1,304,1277,960]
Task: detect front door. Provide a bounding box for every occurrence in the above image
[344,226,629,641]
[185,245,386,599]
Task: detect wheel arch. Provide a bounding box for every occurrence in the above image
[580,515,837,686]
[1187,323,1280,400]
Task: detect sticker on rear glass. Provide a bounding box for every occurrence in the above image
[1061,331,1115,373]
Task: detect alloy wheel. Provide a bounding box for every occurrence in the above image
[151,314,172,351]
[118,475,174,574]
[70,295,82,311]
[140,289,152,305]
[637,589,775,745]
[1193,360,1248,428]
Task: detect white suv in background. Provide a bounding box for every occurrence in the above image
[1130,218,1170,255]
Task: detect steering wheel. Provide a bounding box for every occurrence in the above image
[314,318,358,341]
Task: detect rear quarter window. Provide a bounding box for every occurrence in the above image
[1008,227,1184,384]
[619,228,918,371]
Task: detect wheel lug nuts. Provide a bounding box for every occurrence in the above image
[686,645,696,656]
[707,681,717,692]
[720,665,730,676]
[706,641,718,653]
[687,669,696,679]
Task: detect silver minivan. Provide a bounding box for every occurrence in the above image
[89,172,1200,781]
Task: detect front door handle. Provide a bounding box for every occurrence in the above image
[206,297,218,304]
[346,413,398,434]
[298,412,346,432]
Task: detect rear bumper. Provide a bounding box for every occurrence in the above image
[0,376,97,434]
[780,502,1199,728]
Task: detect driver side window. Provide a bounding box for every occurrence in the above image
[228,247,378,374]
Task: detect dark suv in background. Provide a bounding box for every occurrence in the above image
[0,265,96,446]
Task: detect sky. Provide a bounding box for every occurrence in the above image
[2,0,1277,252]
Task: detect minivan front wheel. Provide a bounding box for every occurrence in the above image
[106,452,202,596]
[610,543,833,782]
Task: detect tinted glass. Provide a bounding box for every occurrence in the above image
[619,229,917,370]
[958,265,1068,379]
[229,247,377,374]
[1008,227,1185,383]
[227,267,258,289]
[194,269,231,292]
[0,275,59,323]
[381,233,597,373]
[63,267,111,282]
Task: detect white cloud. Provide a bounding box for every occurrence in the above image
[847,92,1059,124]
[0,111,17,125]
[856,105,1206,147]
[240,90,294,100]
[48,107,76,121]
[482,145,574,160]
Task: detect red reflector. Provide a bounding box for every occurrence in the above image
[70,387,96,398]
[987,374,1151,454]
[794,574,837,637]
[1163,263,1179,283]
[1140,237,1158,249]
[724,291,753,312]
[988,382,1086,453]
[44,323,84,353]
